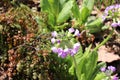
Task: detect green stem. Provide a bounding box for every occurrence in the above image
[94,29,114,51]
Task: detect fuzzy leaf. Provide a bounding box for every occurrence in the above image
[40,0,51,12]
[72,2,81,21]
[85,18,103,33]
[82,0,95,12]
[57,0,74,24]
[80,6,89,23]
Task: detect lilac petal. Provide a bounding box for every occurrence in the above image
[51,38,56,44]
[68,28,75,33]
[51,31,57,37]
[70,43,80,56]
[57,48,63,53]
[58,49,67,58]
[57,39,61,43]
[70,48,77,56]
[60,52,67,58]
[111,22,118,27]
[115,4,120,9]
[102,16,106,21]
[108,66,116,72]
[74,29,80,36]
[71,49,77,56]
[51,47,58,53]
[109,5,114,10]
[100,67,106,72]
[73,43,80,50]
[112,76,119,80]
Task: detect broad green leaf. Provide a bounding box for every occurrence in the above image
[57,0,74,24]
[72,1,81,21]
[75,45,92,79]
[48,0,60,17]
[48,13,56,27]
[60,0,67,5]
[94,73,106,80]
[80,6,89,23]
[80,74,86,80]
[86,51,98,80]
[69,63,75,75]
[85,18,103,33]
[40,0,51,12]
[91,62,106,80]
[82,0,95,12]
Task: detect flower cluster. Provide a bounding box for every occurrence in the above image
[102,4,120,27]
[100,66,119,80]
[100,66,116,72]
[51,28,80,58]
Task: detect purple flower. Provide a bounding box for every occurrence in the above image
[112,76,119,80]
[57,48,63,53]
[51,38,56,44]
[57,39,61,43]
[111,22,118,27]
[70,49,77,56]
[57,48,67,58]
[74,29,80,36]
[59,52,67,58]
[115,4,120,9]
[108,66,116,72]
[100,67,106,72]
[103,4,120,25]
[73,43,80,50]
[51,47,58,53]
[51,31,57,37]
[69,43,80,56]
[68,28,75,33]
[118,21,120,26]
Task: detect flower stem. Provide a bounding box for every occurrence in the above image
[94,29,114,51]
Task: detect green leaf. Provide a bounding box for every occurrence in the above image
[48,13,56,27]
[91,62,106,80]
[80,74,86,80]
[60,0,67,5]
[80,6,89,23]
[72,2,81,21]
[40,0,51,12]
[85,18,103,33]
[94,73,106,80]
[69,63,75,75]
[75,45,92,79]
[57,0,74,24]
[86,51,98,80]
[82,0,95,12]
[48,0,60,17]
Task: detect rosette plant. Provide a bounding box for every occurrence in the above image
[40,0,74,31]
[50,28,116,80]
